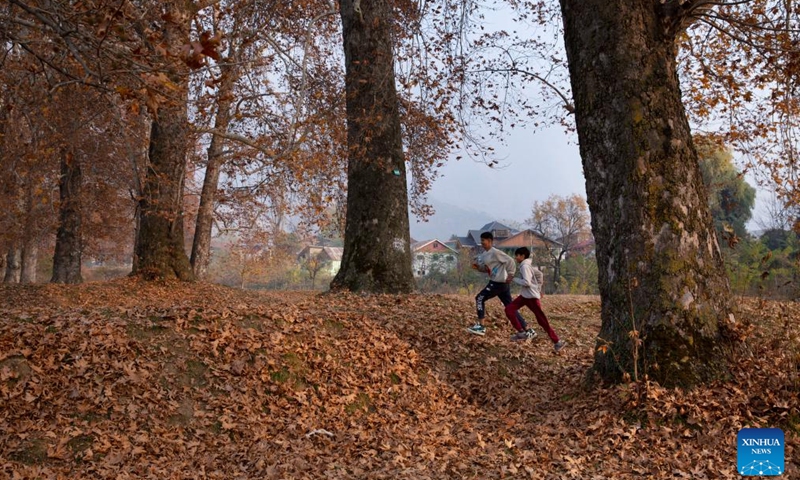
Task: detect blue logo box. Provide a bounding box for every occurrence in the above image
[737,428,784,476]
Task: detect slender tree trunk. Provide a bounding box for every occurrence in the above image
[19,180,38,284]
[132,204,141,272]
[132,2,193,281]
[559,0,735,387]
[4,246,21,283]
[550,254,560,294]
[331,0,415,293]
[51,149,83,284]
[20,241,37,284]
[190,66,236,279]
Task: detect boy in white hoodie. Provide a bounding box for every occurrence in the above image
[467,232,534,339]
[505,247,566,352]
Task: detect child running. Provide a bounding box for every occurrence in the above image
[505,247,566,352]
[467,232,536,341]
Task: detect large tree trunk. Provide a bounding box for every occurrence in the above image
[559,0,735,387]
[190,66,236,280]
[331,0,415,294]
[131,2,193,281]
[51,149,83,284]
[133,111,194,280]
[4,246,21,283]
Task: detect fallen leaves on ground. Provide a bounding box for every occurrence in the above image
[0,279,797,479]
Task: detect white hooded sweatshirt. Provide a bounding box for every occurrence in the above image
[512,258,543,299]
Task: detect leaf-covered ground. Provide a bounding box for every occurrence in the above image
[1,279,798,479]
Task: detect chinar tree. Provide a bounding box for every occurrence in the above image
[559,0,740,387]
[132,0,195,281]
[331,0,415,293]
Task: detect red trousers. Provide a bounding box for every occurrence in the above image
[505,296,559,343]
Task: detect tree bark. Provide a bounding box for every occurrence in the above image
[190,66,236,280]
[4,246,21,283]
[20,241,37,284]
[131,2,194,281]
[559,0,735,387]
[331,0,415,294]
[51,149,83,284]
[133,110,194,280]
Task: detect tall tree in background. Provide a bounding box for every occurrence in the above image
[527,194,590,292]
[189,0,343,279]
[695,136,756,247]
[331,0,414,293]
[0,60,59,284]
[559,0,738,387]
[189,11,245,280]
[51,147,83,283]
[3,0,218,281]
[132,1,194,280]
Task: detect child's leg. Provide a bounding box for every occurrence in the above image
[527,298,559,342]
[504,296,526,332]
[475,282,499,321]
[498,284,528,330]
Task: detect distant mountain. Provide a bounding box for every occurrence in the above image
[409,199,495,242]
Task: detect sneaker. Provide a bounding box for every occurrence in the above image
[467,324,486,336]
[510,331,529,342]
[511,329,537,342]
[554,340,567,352]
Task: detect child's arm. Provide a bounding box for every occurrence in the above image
[513,262,533,287]
[499,251,516,278]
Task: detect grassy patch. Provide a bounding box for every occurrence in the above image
[167,399,195,426]
[785,412,800,435]
[497,364,510,378]
[69,410,109,424]
[126,322,167,341]
[268,352,310,390]
[323,319,346,336]
[1,356,32,387]
[560,391,578,402]
[270,367,291,383]
[67,434,94,456]
[10,438,48,465]
[184,360,208,387]
[345,392,373,415]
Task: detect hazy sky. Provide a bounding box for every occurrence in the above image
[410,124,771,240]
[418,125,584,222]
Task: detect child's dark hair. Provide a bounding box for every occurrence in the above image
[515,247,530,259]
[480,231,493,240]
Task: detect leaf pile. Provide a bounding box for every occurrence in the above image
[1,280,797,479]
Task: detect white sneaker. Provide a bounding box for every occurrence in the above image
[510,329,537,342]
[467,324,486,336]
